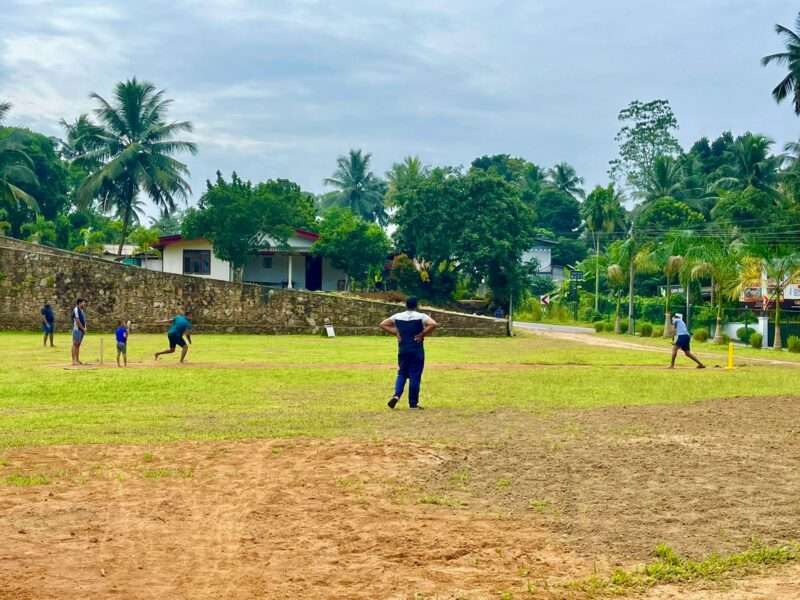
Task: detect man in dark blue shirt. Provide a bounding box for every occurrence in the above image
[41,303,55,348]
[380,297,438,410]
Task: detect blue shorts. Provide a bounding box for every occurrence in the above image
[72,329,84,344]
[168,332,186,349]
[42,323,54,334]
[675,334,691,352]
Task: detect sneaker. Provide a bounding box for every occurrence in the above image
[697,364,707,369]
[408,405,424,410]
[387,396,399,409]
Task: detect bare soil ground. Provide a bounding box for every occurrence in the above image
[2,396,800,599]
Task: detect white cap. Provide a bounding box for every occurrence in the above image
[674,313,683,320]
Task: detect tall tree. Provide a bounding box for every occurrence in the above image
[642,155,684,202]
[608,99,681,197]
[77,78,197,255]
[762,12,800,115]
[689,238,742,343]
[0,132,40,214]
[547,162,585,199]
[581,184,626,311]
[323,149,387,225]
[713,133,780,193]
[385,156,428,207]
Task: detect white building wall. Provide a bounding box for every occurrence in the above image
[244,254,306,289]
[522,247,552,274]
[162,239,231,281]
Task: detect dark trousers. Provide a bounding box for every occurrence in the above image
[394,351,425,407]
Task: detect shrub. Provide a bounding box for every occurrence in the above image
[750,332,763,349]
[604,321,616,332]
[653,327,664,338]
[639,323,653,337]
[736,327,753,344]
[618,321,629,334]
[593,321,605,333]
[717,334,731,345]
[693,328,709,342]
[788,335,800,353]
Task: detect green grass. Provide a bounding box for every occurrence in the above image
[571,542,800,596]
[1,331,799,447]
[3,472,50,486]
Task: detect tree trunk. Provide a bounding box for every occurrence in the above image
[713,297,724,344]
[117,203,132,257]
[593,235,600,313]
[614,296,621,334]
[774,299,782,350]
[627,261,635,334]
[662,273,672,338]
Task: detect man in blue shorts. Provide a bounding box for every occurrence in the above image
[41,303,55,347]
[154,310,193,363]
[71,298,87,366]
[380,297,438,410]
[669,313,705,369]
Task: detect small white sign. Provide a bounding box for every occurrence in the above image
[325,325,336,337]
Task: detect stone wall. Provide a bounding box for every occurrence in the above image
[0,236,507,336]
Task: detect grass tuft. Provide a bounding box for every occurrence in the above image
[4,473,50,487]
[142,467,193,480]
[570,542,800,596]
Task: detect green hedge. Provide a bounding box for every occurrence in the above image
[639,323,653,337]
[750,332,763,349]
[788,335,800,353]
[693,329,709,342]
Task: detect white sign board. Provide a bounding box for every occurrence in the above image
[325,325,336,337]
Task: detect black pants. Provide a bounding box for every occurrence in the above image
[394,351,425,407]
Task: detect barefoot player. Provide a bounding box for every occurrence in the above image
[380,297,438,410]
[154,310,193,363]
[669,312,705,369]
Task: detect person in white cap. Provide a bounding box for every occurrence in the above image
[669,312,705,369]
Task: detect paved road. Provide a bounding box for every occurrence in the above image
[513,321,594,334]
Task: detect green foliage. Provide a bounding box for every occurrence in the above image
[639,323,653,337]
[618,321,629,334]
[593,321,605,333]
[693,328,709,342]
[20,215,56,246]
[751,332,764,349]
[737,326,753,343]
[653,326,664,337]
[547,162,585,199]
[608,99,681,194]
[635,196,705,231]
[515,296,543,322]
[603,322,616,332]
[76,78,196,251]
[529,187,582,238]
[385,156,428,207]
[718,334,731,345]
[312,207,391,288]
[763,13,800,115]
[322,149,387,225]
[184,172,312,270]
[787,335,800,353]
[712,186,777,229]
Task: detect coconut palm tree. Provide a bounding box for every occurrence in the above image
[714,133,780,193]
[547,162,585,199]
[740,243,800,350]
[385,156,428,207]
[0,133,39,211]
[323,149,387,225]
[606,261,626,334]
[77,78,197,255]
[762,12,800,115]
[613,229,658,334]
[581,184,626,311]
[642,155,684,202]
[21,214,56,245]
[689,238,742,343]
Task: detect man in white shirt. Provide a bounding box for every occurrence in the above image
[669,313,705,369]
[380,297,438,409]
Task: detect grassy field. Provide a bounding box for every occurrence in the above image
[1,330,798,447]
[3,330,800,599]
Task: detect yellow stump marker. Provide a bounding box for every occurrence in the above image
[725,342,734,370]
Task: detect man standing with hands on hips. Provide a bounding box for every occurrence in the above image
[380,297,438,410]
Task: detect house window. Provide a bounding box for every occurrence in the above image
[262,256,273,269]
[183,250,211,275]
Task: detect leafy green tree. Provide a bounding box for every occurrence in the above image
[608,99,681,196]
[711,186,776,230]
[642,155,684,201]
[21,215,56,245]
[129,225,162,257]
[582,184,627,311]
[635,196,704,231]
[762,12,800,115]
[713,133,780,193]
[605,260,627,334]
[77,78,197,254]
[0,208,10,235]
[149,209,185,236]
[385,156,428,207]
[609,232,658,334]
[312,207,390,289]
[322,149,387,225]
[547,162,585,199]
[183,172,311,274]
[530,187,581,236]
[73,226,107,255]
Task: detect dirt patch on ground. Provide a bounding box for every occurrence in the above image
[0,440,588,600]
[2,397,800,599]
[411,396,800,565]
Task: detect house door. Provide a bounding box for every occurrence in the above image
[306,255,323,291]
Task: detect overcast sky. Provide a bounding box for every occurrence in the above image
[1,1,798,212]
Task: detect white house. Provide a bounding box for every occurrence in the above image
[152,229,348,292]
